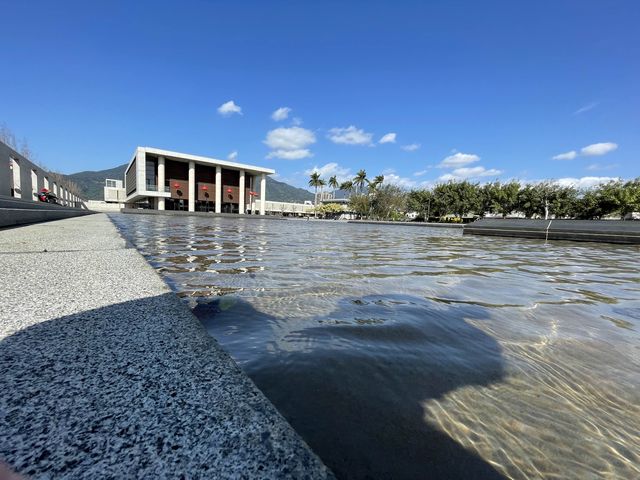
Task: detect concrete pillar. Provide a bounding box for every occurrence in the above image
[260,174,266,215]
[188,160,195,212]
[239,170,245,214]
[251,176,257,214]
[158,156,165,211]
[215,165,222,213]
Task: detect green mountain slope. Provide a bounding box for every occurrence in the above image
[68,164,314,203]
[67,163,129,201]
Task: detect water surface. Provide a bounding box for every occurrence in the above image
[111,214,640,479]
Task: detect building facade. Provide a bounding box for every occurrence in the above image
[124,147,275,214]
[104,178,125,203]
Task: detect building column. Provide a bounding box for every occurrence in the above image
[157,156,165,211]
[188,160,195,212]
[250,176,257,214]
[260,173,266,215]
[215,166,222,213]
[238,170,245,214]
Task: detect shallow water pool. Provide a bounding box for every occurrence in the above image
[111,214,640,480]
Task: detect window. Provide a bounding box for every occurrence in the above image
[106,179,117,188]
[145,159,156,188]
[10,158,21,198]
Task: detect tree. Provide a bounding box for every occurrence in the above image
[316,202,344,218]
[353,170,367,194]
[328,175,339,197]
[494,181,521,217]
[433,181,481,218]
[348,194,370,219]
[340,180,354,195]
[318,178,327,203]
[517,184,544,218]
[370,184,407,220]
[308,172,323,218]
[407,189,434,220]
[548,185,578,218]
[367,175,384,192]
[0,123,17,149]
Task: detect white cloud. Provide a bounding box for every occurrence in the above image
[586,163,618,171]
[580,142,618,156]
[217,100,242,116]
[271,107,292,121]
[327,126,373,146]
[384,173,417,188]
[401,143,421,152]
[292,117,303,126]
[438,152,480,168]
[438,166,502,181]
[304,162,351,182]
[573,102,598,115]
[379,132,397,144]
[555,176,618,189]
[413,170,429,177]
[266,149,312,160]
[227,151,238,161]
[264,126,316,160]
[552,150,578,161]
[552,142,618,160]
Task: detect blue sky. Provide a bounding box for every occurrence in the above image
[2,0,639,190]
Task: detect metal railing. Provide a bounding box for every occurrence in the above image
[146,184,170,192]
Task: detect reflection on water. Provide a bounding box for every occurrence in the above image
[111,214,640,480]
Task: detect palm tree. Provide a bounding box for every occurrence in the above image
[328,175,339,198]
[353,169,367,194]
[318,178,327,210]
[367,174,385,193]
[308,172,323,218]
[340,180,354,196]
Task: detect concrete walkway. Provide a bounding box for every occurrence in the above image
[0,214,332,479]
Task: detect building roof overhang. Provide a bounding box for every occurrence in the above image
[129,147,275,176]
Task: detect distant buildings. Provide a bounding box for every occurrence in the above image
[123,147,274,214]
[104,178,125,203]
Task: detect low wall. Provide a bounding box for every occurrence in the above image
[348,220,464,228]
[464,218,640,244]
[119,208,287,220]
[86,200,125,212]
[0,195,93,228]
[0,141,86,208]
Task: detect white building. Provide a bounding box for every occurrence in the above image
[104,179,125,203]
[124,147,275,214]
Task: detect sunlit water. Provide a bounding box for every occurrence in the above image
[110,214,640,480]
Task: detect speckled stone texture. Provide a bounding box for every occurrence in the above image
[0,214,332,479]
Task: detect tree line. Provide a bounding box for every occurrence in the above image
[408,179,640,220]
[309,168,640,221]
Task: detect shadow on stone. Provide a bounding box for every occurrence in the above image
[0,293,331,479]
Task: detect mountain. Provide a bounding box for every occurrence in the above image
[67,163,129,201]
[67,164,314,203]
[264,176,314,203]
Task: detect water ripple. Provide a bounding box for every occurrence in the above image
[111,214,640,480]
